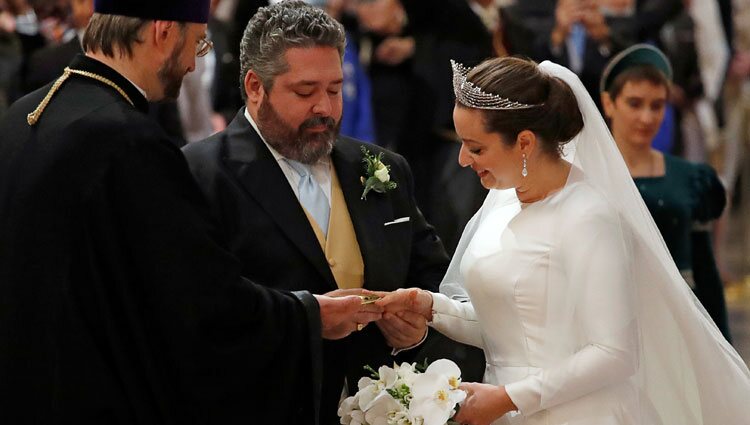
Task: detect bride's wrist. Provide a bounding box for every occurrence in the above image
[498,386,518,414]
[418,289,433,321]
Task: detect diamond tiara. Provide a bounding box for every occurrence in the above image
[451,60,544,110]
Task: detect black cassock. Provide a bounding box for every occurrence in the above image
[0,55,322,425]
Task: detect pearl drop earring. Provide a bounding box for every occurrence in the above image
[522,153,528,177]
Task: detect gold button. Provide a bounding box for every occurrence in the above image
[328,258,336,267]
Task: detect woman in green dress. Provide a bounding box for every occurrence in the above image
[600,44,731,341]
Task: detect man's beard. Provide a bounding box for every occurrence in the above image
[257,97,339,164]
[157,36,186,101]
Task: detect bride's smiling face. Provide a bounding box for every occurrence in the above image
[454,106,523,190]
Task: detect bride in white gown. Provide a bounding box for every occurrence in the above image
[378,57,750,425]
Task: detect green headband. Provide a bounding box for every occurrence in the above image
[600,44,673,93]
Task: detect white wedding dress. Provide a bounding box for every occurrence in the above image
[430,177,646,425]
[429,61,750,425]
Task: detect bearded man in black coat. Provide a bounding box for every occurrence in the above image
[0,1,381,424]
[182,3,485,424]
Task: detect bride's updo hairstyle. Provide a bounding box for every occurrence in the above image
[464,57,583,156]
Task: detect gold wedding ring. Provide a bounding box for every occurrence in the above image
[358,294,380,305]
[356,323,365,331]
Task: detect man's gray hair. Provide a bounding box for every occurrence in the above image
[239,1,346,100]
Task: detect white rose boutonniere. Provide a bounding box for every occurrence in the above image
[374,163,390,183]
[360,146,397,200]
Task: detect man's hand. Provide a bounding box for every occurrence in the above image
[210,113,227,133]
[356,0,405,36]
[729,51,750,80]
[600,0,634,12]
[551,0,583,47]
[315,293,382,340]
[0,11,15,33]
[375,36,415,66]
[376,310,427,349]
[580,0,609,43]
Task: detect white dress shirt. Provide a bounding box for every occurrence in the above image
[123,76,148,101]
[244,110,426,357]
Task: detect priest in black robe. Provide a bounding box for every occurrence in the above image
[0,1,380,424]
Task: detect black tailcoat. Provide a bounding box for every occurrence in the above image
[182,111,485,424]
[0,55,322,425]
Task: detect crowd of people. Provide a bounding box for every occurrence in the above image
[1,0,750,424]
[2,0,748,263]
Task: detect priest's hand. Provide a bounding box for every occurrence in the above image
[314,293,383,340]
[375,288,433,320]
[376,310,428,349]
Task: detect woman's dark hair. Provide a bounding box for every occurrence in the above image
[462,56,584,156]
[606,64,671,100]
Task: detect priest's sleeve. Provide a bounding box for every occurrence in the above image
[89,130,323,424]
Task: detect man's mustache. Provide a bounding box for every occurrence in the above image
[299,116,337,132]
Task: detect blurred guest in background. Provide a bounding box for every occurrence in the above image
[323,0,376,142]
[0,0,21,115]
[388,0,500,252]
[354,0,416,151]
[635,0,682,43]
[24,0,93,93]
[520,0,636,107]
[716,0,750,283]
[178,0,232,142]
[1,0,44,101]
[207,0,243,124]
[660,0,729,162]
[601,44,731,340]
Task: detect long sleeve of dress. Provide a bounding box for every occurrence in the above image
[429,292,485,350]
[505,205,639,417]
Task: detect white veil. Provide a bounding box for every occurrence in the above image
[440,61,750,423]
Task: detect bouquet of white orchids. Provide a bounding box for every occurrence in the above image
[338,359,466,425]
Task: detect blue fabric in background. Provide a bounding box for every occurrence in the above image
[652,103,675,153]
[567,23,587,74]
[340,33,376,143]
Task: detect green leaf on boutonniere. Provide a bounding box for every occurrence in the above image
[360,146,398,200]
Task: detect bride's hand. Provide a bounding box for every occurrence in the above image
[375,288,433,319]
[453,383,517,425]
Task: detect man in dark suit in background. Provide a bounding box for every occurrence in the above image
[182,2,484,424]
[207,0,243,124]
[24,0,92,93]
[518,0,636,108]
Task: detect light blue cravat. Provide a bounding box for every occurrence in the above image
[567,23,586,74]
[286,159,330,236]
